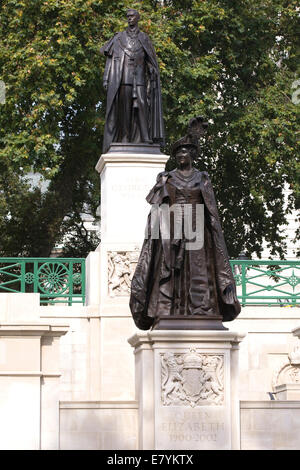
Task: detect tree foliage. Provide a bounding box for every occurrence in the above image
[0,0,299,258]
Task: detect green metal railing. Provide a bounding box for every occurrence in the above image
[0,258,85,305]
[0,257,298,307]
[230,259,300,306]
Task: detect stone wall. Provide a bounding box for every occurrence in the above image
[240,401,300,450]
[231,307,300,401]
[1,280,300,449]
[59,402,138,450]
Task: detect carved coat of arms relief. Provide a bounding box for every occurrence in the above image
[108,249,140,296]
[161,349,224,407]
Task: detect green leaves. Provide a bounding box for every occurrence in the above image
[0,0,105,256]
[0,0,298,258]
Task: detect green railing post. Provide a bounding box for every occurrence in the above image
[241,263,246,307]
[68,260,73,307]
[33,260,38,294]
[20,260,26,293]
[82,259,86,305]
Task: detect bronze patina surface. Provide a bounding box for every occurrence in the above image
[129,118,241,330]
[100,9,164,153]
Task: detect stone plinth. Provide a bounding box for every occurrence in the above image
[128,329,245,450]
[95,148,168,315]
[273,384,300,400]
[94,147,168,402]
[95,146,168,245]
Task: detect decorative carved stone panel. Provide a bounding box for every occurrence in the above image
[108,249,140,297]
[161,349,224,407]
[272,348,300,390]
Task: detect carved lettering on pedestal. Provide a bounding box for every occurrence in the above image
[161,349,224,407]
[108,250,140,297]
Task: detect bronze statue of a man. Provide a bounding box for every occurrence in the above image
[130,118,241,330]
[100,9,164,153]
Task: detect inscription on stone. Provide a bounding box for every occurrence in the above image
[155,407,230,450]
[161,420,225,444]
[111,179,152,201]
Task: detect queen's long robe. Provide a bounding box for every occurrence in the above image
[129,169,241,330]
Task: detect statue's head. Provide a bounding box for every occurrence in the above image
[126,9,140,27]
[174,144,198,167]
[171,116,208,164]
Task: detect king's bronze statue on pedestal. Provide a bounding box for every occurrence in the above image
[100,9,164,153]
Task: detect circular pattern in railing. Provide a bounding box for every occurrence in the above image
[234,274,242,286]
[288,274,299,288]
[72,273,82,286]
[37,262,69,294]
[25,272,35,284]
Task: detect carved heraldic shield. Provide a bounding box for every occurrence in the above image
[161,349,224,407]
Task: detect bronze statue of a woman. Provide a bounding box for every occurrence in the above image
[129,118,241,330]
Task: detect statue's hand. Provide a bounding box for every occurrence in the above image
[148,66,157,78]
[224,284,237,303]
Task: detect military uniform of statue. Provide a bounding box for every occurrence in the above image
[100,10,164,153]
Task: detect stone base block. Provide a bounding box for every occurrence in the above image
[59,401,138,450]
[153,315,227,331]
[274,384,300,400]
[128,330,245,450]
[95,149,169,312]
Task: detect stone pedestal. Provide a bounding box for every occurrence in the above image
[273,384,300,400]
[95,146,168,315]
[0,293,68,449]
[94,146,169,401]
[128,330,245,450]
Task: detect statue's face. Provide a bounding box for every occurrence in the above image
[176,146,192,167]
[127,10,139,27]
